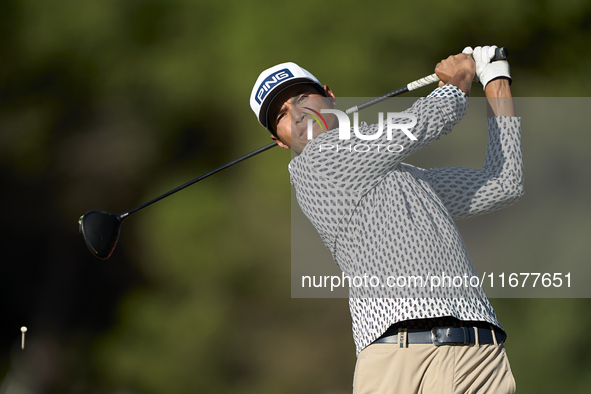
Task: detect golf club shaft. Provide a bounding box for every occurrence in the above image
[345,73,440,115]
[120,142,278,219]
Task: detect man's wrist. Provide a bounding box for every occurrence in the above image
[485,78,515,117]
[448,69,473,96]
[484,78,512,98]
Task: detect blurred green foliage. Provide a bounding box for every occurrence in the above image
[1,0,590,393]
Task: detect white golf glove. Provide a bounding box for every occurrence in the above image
[463,45,511,89]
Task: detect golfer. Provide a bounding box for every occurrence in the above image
[250,46,522,393]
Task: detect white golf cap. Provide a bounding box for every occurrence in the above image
[250,62,323,133]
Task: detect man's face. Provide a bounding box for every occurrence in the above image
[268,84,336,154]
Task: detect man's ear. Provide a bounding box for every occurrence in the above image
[324,85,336,106]
[271,135,289,150]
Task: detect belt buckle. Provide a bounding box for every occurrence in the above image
[431,327,444,346]
[431,327,469,346]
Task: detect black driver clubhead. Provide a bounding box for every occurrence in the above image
[79,210,122,259]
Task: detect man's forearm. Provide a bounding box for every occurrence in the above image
[485,78,515,117]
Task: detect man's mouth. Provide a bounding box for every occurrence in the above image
[295,124,308,139]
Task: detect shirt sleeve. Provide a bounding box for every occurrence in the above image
[419,116,524,219]
[298,85,469,193]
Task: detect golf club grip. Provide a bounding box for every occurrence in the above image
[408,47,508,91]
[345,47,508,114]
[406,73,440,92]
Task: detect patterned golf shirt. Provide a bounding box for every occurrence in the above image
[288,85,524,354]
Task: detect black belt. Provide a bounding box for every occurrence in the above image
[373,326,506,346]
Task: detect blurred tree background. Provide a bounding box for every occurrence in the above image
[0,0,590,393]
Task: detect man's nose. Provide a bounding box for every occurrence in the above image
[291,105,305,124]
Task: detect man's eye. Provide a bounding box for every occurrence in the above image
[277,113,285,122]
[296,95,307,104]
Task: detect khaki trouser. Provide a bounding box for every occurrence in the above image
[353,341,516,393]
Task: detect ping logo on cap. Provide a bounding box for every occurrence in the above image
[255,68,294,104]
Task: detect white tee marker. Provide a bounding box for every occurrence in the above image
[21,327,27,350]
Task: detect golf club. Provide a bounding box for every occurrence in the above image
[79,142,277,259]
[79,47,508,259]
